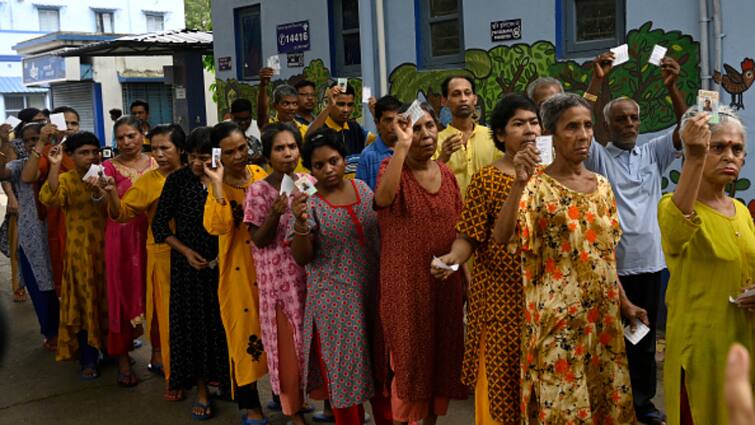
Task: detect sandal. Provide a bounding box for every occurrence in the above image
[313,411,335,423]
[42,337,58,352]
[80,364,99,381]
[164,388,185,402]
[117,370,139,387]
[191,400,213,421]
[13,288,26,303]
[241,414,269,425]
[148,362,164,376]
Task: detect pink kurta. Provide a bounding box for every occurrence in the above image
[103,158,156,352]
[243,176,308,395]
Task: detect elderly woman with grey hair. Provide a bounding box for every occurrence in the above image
[659,105,755,425]
[492,93,645,424]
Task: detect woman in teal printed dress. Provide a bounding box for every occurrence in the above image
[290,128,388,425]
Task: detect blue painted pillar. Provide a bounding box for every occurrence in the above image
[358,0,378,133]
[170,51,207,132]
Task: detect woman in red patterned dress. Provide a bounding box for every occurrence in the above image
[374,102,467,425]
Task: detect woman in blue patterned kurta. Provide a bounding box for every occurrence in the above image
[290,128,383,425]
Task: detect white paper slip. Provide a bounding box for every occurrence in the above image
[267,55,281,75]
[623,320,650,345]
[337,78,348,91]
[648,44,668,66]
[50,112,67,130]
[535,135,554,165]
[432,256,460,272]
[611,44,630,66]
[208,258,218,269]
[294,176,318,196]
[82,163,104,181]
[402,100,425,126]
[211,147,221,168]
[280,173,295,196]
[362,86,372,101]
[4,115,22,128]
[729,287,755,304]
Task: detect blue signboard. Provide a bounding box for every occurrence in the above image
[277,20,310,54]
[22,55,67,85]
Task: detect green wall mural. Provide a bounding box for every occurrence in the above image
[389,21,700,135]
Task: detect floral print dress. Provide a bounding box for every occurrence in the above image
[513,170,635,425]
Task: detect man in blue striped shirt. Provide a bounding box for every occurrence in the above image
[356,95,402,190]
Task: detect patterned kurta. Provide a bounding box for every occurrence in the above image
[6,159,54,291]
[376,160,468,402]
[39,169,108,361]
[296,179,379,408]
[152,167,230,391]
[204,165,269,390]
[514,170,635,424]
[243,175,309,395]
[457,166,522,424]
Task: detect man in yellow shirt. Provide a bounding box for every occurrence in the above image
[433,75,502,197]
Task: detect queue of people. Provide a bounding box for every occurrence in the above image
[1,49,754,425]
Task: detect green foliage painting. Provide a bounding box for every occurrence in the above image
[214,59,363,121]
[388,21,700,134]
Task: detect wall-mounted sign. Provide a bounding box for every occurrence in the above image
[287,53,304,68]
[22,55,80,85]
[277,20,310,54]
[218,56,232,71]
[175,86,187,100]
[491,19,522,42]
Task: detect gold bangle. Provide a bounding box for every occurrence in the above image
[583,92,598,102]
[682,209,697,221]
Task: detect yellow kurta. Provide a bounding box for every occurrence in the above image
[39,169,108,361]
[659,195,755,425]
[114,168,172,379]
[433,123,502,197]
[204,165,268,389]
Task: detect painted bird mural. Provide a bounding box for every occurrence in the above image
[713,57,755,110]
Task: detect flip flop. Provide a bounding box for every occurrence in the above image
[241,414,269,425]
[148,362,164,376]
[312,411,335,423]
[192,401,213,421]
[13,288,26,303]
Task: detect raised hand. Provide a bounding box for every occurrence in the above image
[291,192,309,223]
[392,116,413,151]
[513,143,540,183]
[48,145,64,166]
[660,57,681,88]
[203,159,224,186]
[592,51,615,80]
[681,113,711,158]
[259,67,274,86]
[40,123,61,145]
[0,124,11,143]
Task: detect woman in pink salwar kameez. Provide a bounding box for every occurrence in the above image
[103,115,156,387]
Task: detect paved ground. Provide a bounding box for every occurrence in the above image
[0,197,664,424]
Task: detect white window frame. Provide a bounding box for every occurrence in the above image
[4,94,47,117]
[145,12,165,32]
[38,7,61,32]
[95,10,115,34]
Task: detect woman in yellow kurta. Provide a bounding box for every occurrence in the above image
[38,132,108,379]
[203,121,269,424]
[659,106,755,425]
[102,124,186,401]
